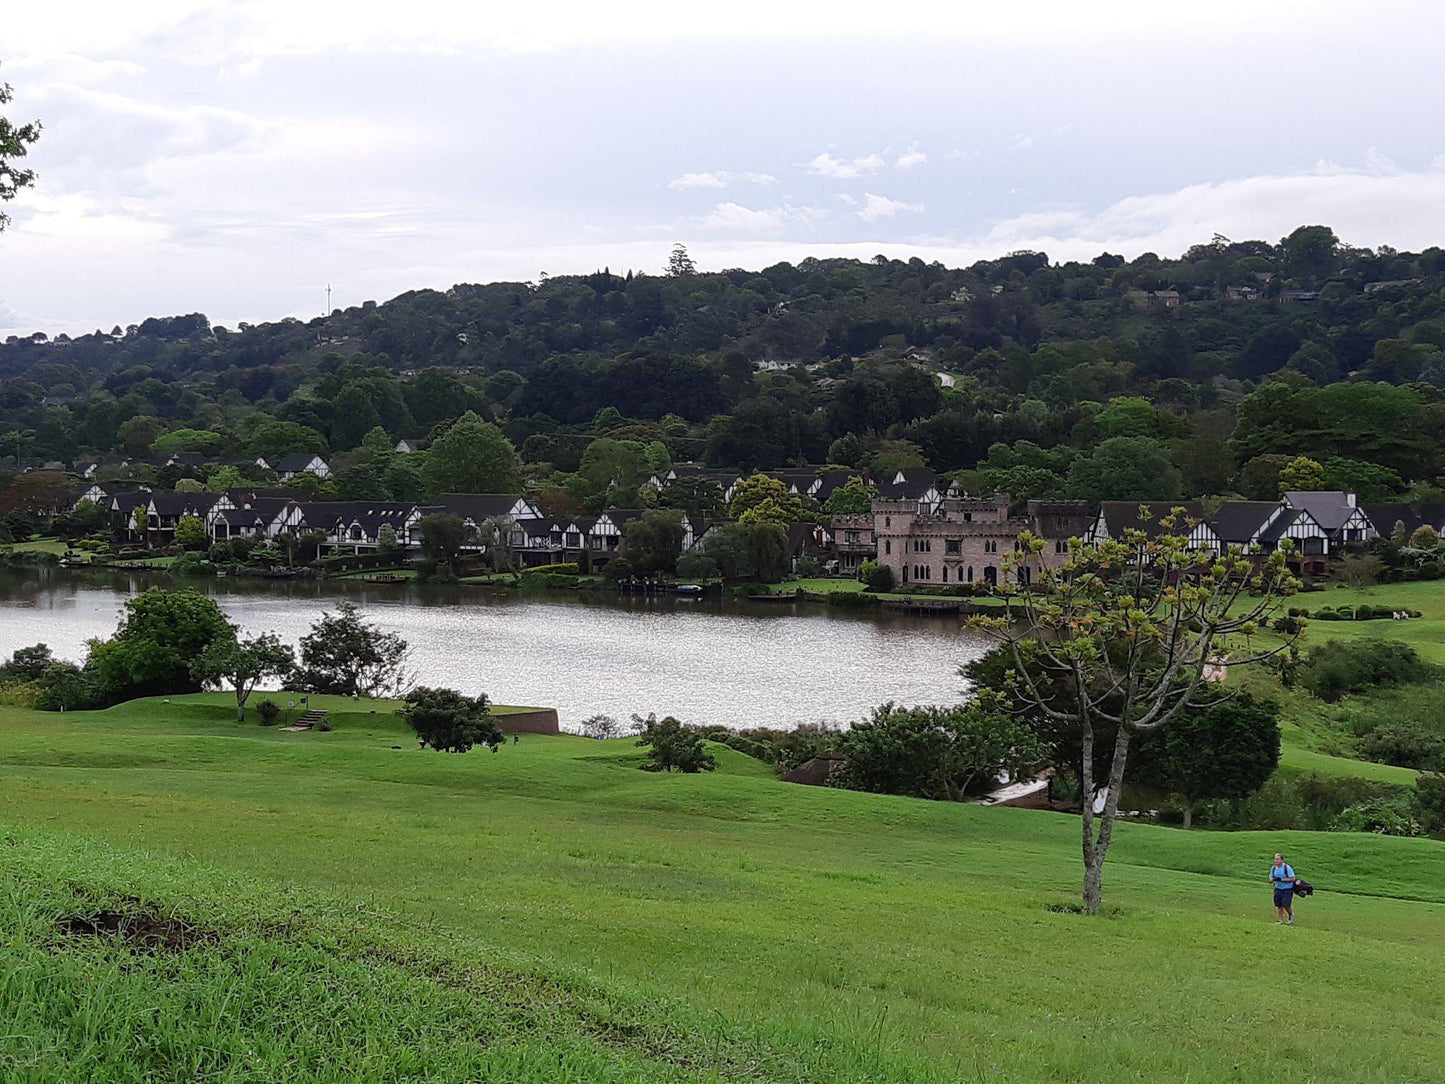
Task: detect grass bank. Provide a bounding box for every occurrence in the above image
[0,694,1442,1081]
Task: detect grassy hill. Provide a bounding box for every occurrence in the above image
[1,693,1442,1081]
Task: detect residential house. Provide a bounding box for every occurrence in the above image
[434,493,542,551]
[274,453,332,481]
[300,502,435,553]
[1362,502,1445,543]
[785,522,833,570]
[136,492,230,545]
[1208,500,1331,576]
[1282,491,1376,545]
[875,468,942,514]
[394,438,421,454]
[1085,501,1222,554]
[73,482,113,511]
[829,513,875,572]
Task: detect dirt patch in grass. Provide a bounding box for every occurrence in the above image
[57,896,219,953]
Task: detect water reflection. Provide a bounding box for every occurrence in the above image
[0,567,987,730]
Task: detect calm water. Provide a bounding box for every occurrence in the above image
[0,568,988,730]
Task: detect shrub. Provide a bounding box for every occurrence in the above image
[1414,773,1445,832]
[1199,771,1412,831]
[401,686,503,753]
[633,713,716,773]
[860,559,895,592]
[601,557,634,583]
[1356,724,1445,771]
[675,552,718,581]
[1332,799,1421,836]
[256,699,281,726]
[1298,640,1431,701]
[521,562,580,575]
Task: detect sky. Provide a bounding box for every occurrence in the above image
[3,0,1445,335]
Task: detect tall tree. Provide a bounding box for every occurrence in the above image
[665,243,696,276]
[191,632,296,723]
[0,67,42,231]
[423,411,521,494]
[972,511,1298,912]
[296,602,410,697]
[88,589,235,701]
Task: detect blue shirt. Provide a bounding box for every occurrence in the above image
[1270,863,1295,888]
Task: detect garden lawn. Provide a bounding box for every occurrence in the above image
[1291,579,1445,663]
[0,694,1442,1081]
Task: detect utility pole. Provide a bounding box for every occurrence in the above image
[325,284,332,318]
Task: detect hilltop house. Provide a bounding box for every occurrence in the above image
[274,453,332,481]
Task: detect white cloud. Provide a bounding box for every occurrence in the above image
[697,201,825,234]
[1009,133,1033,151]
[894,142,927,170]
[668,169,775,190]
[670,171,730,190]
[806,151,886,179]
[857,192,923,222]
[948,148,981,160]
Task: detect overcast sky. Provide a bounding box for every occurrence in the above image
[3,1,1445,335]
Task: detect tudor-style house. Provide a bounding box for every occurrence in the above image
[874,494,1091,587]
[1282,491,1377,545]
[1208,500,1331,576]
[1085,501,1223,554]
[274,453,332,481]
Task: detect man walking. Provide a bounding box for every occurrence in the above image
[1270,852,1298,924]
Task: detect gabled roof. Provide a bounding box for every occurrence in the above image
[1282,491,1369,533]
[275,452,326,471]
[436,493,537,521]
[1258,507,1323,545]
[148,492,221,516]
[1096,501,1213,540]
[1363,503,1445,539]
[1208,501,1281,545]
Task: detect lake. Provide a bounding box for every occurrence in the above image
[0,568,990,730]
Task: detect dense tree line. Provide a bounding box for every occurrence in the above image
[6,227,1445,505]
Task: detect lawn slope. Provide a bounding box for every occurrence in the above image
[1,694,1442,1082]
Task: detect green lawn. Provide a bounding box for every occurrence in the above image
[1,695,1442,1082]
[1291,579,1445,663]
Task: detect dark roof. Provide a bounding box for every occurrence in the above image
[811,470,853,501]
[600,508,646,527]
[1097,501,1211,539]
[1208,501,1281,544]
[275,452,326,471]
[436,493,534,521]
[112,491,151,513]
[1364,503,1445,539]
[148,492,221,516]
[1282,491,1366,533]
[1257,507,1317,545]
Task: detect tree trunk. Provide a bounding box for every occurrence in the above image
[236,692,246,724]
[1182,803,1193,830]
[1083,852,1104,914]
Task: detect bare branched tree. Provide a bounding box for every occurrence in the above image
[969,508,1300,913]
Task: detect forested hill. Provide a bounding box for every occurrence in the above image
[4,225,1445,505]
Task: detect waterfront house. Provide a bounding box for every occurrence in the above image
[876,468,942,513]
[874,494,1089,587]
[73,482,112,511]
[829,512,876,572]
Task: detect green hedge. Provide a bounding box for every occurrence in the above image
[521,562,580,575]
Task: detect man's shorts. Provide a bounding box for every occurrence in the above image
[1274,886,1294,908]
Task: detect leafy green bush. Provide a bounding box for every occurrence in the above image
[1356,724,1445,771]
[256,699,281,726]
[1199,771,1413,831]
[675,552,718,581]
[1414,773,1445,833]
[1298,640,1431,701]
[1332,799,1421,836]
[859,559,894,592]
